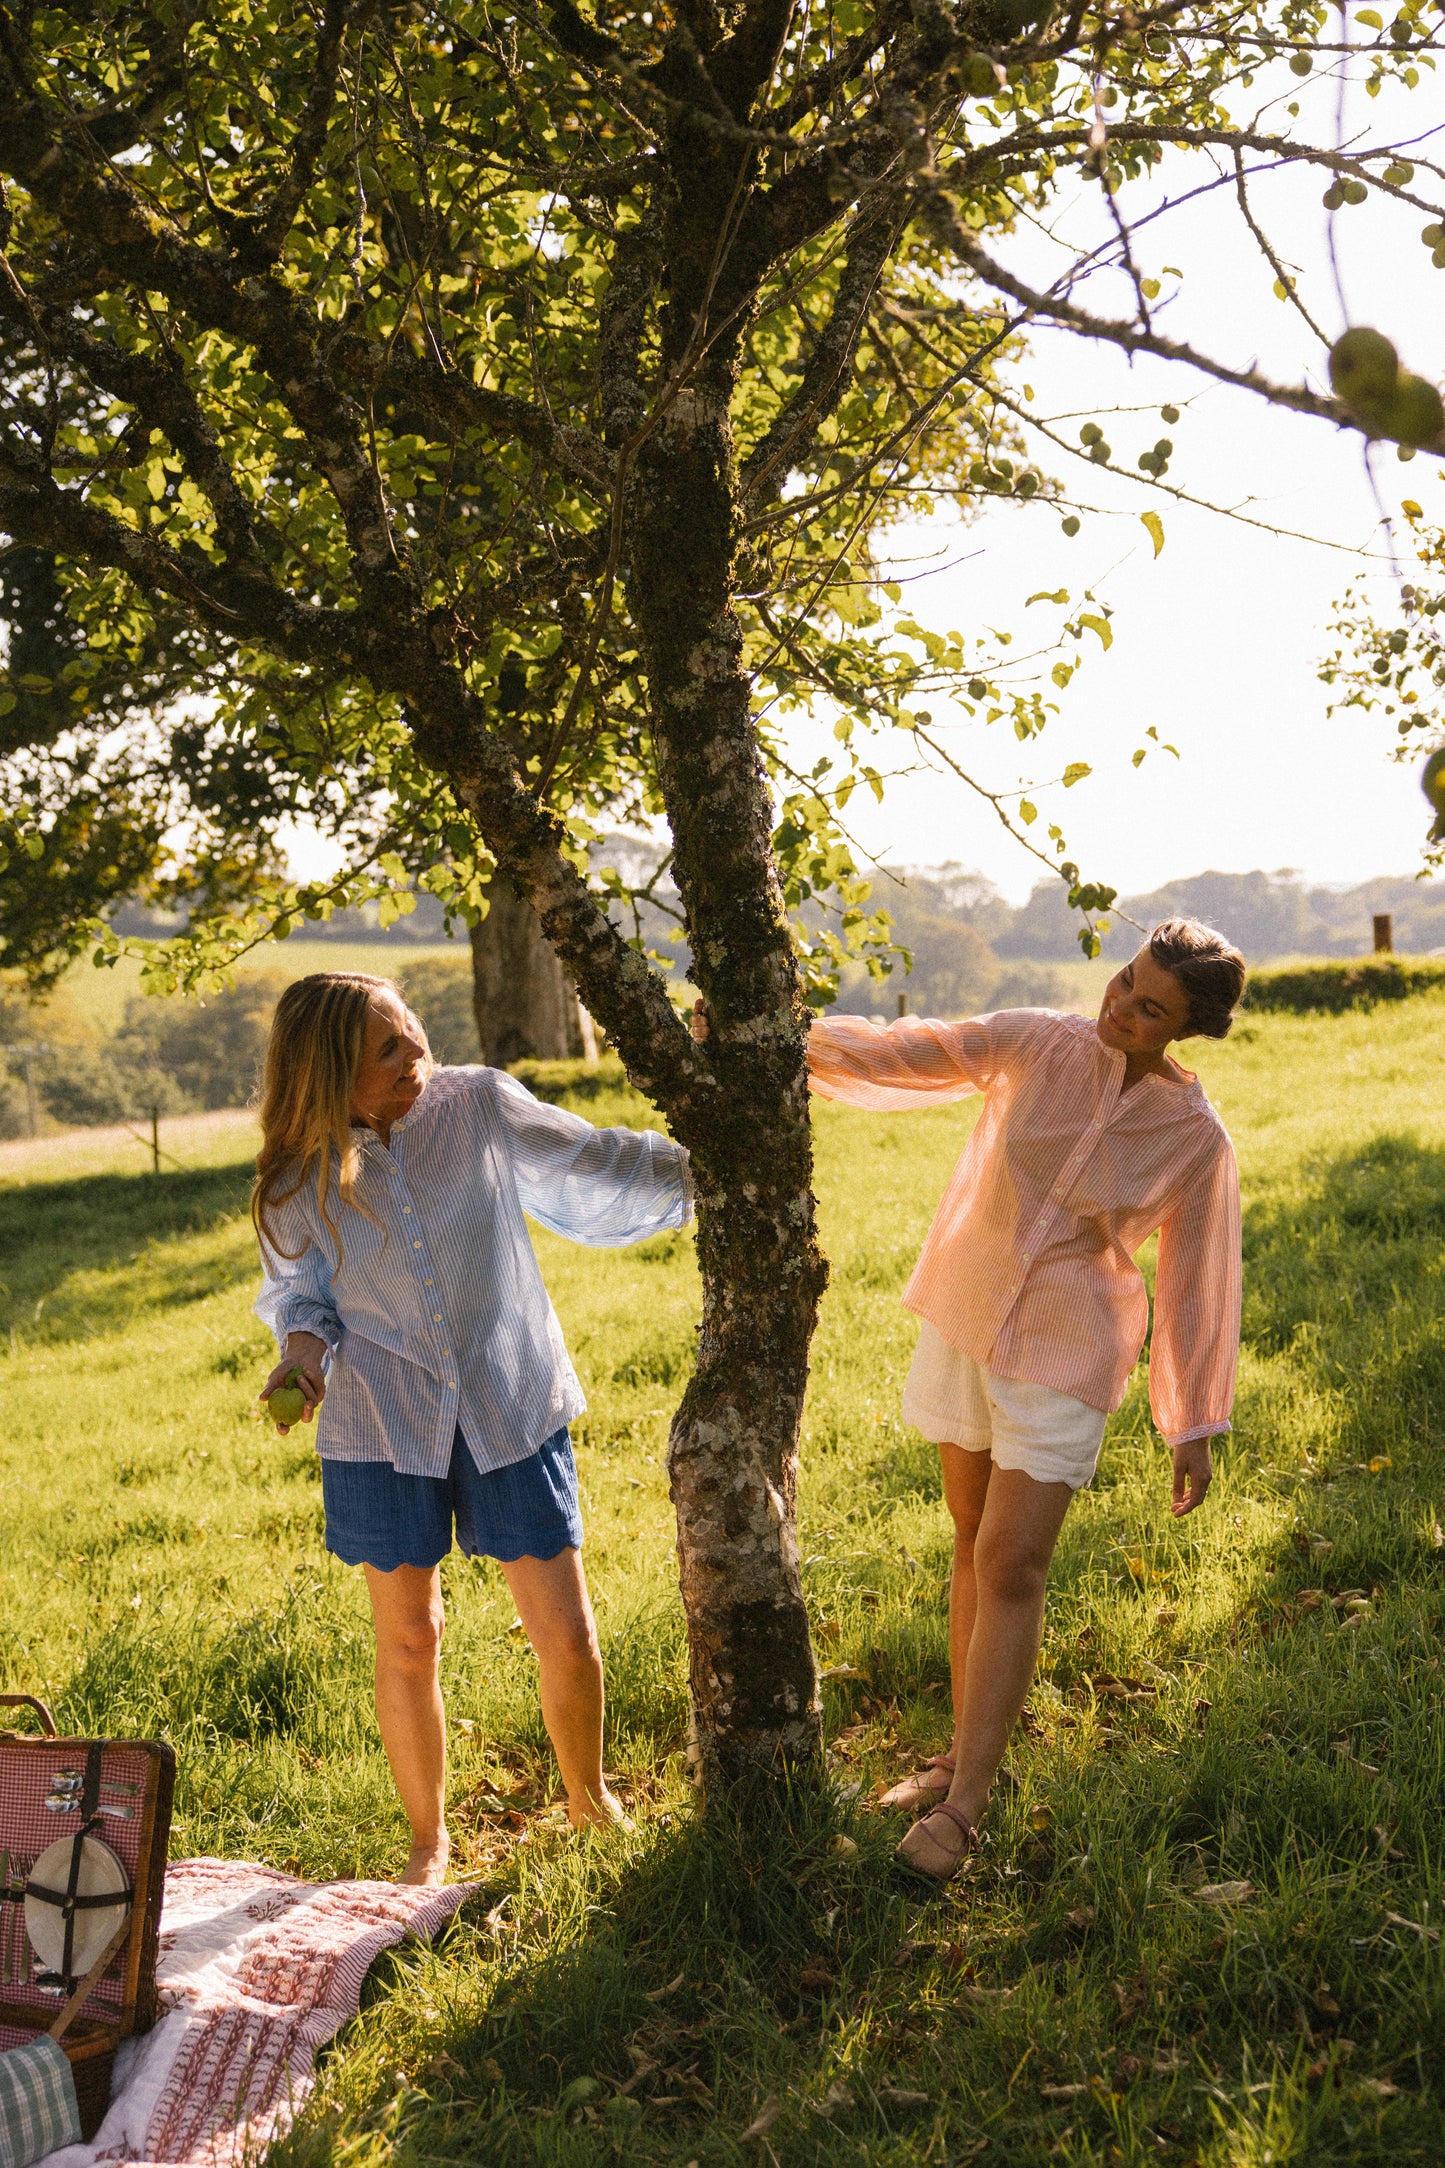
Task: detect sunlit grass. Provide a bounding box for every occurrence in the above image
[3,999,1444,2160]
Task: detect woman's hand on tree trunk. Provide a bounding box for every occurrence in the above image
[1170,1436,1214,1516]
[260,1334,328,1432]
[689,997,711,1043]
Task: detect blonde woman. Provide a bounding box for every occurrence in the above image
[805,920,1244,1880]
[253,971,692,1885]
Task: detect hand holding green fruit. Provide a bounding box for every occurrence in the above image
[259,1335,326,1431]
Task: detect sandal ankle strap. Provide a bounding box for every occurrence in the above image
[923,1801,977,1840]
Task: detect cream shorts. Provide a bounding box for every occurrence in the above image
[901,1321,1107,1491]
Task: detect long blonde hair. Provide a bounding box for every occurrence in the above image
[251,972,431,1267]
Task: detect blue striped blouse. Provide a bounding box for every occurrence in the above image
[254,1065,693,1476]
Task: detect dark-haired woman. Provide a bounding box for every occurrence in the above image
[806,919,1245,1880]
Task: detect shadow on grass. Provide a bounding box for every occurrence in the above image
[0,1160,256,1340]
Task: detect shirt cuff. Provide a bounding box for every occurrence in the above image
[1165,1421,1231,1449]
[677,1148,695,1225]
[272,1304,341,1357]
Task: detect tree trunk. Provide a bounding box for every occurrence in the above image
[621,183,828,1793]
[469,885,592,1066]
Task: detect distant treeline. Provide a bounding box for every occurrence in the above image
[9,862,1440,1136]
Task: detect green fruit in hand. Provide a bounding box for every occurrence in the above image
[1422,748,1445,817]
[1328,327,1400,409]
[1382,372,1445,449]
[267,1369,307,1427]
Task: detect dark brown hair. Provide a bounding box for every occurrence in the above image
[1147,917,1247,1039]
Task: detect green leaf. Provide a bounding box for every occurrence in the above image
[1356,8,1382,25]
[1027,589,1070,606]
[1019,799,1037,824]
[1077,613,1113,650]
[1062,762,1092,787]
[1140,511,1165,557]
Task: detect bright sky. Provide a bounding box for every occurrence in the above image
[798,60,1445,903]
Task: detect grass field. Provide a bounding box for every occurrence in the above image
[3,999,1445,2164]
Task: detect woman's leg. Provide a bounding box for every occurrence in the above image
[502,1549,624,1828]
[900,1465,1073,1875]
[879,1443,994,1809]
[362,1563,450,1885]
[940,1440,996,1733]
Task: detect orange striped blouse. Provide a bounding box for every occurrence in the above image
[808,1008,1240,1444]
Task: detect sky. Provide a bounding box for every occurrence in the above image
[787,57,1445,904]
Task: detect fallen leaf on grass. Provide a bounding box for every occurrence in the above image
[877,2087,930,2111]
[742,2096,783,2140]
[955,1983,1014,2005]
[830,1833,859,1857]
[820,1663,865,1681]
[645,1971,685,2001]
[1064,1906,1096,1929]
[798,1958,838,1989]
[1040,2082,1087,2101]
[1310,1538,1335,1557]
[815,2081,854,2116]
[1195,1880,1254,1906]
[1360,2077,1401,2099]
[1193,1698,1212,1727]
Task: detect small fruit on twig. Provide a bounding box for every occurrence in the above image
[1328,327,1399,412]
[266,1370,308,1427]
[1383,373,1445,449]
[1329,328,1444,450]
[1421,748,1445,817]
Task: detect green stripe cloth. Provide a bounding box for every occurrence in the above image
[0,2037,81,2168]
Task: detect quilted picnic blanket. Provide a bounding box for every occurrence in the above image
[39,1860,469,2168]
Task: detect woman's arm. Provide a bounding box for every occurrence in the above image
[1149,1135,1242,1514]
[254,1201,343,1417]
[491,1070,694,1247]
[805,1012,997,1111]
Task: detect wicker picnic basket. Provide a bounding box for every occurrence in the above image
[0,1693,175,2139]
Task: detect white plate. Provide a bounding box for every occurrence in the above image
[25,1834,131,1978]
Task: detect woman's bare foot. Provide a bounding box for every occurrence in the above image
[877,1753,956,1811]
[568,1787,634,1832]
[398,1834,451,1886]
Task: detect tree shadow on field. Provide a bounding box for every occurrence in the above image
[1241,1130,1445,1405]
[277,1782,948,2168]
[1237,1127,1445,1606]
[0,1160,256,1342]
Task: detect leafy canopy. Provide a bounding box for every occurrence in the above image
[1,0,1440,995]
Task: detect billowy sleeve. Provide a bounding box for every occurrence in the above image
[1149,1132,1241,1447]
[254,1190,343,1354]
[491,1069,693,1246]
[807,1007,1052,1111]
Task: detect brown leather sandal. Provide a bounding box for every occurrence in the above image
[895,1799,979,1883]
[877,1752,956,1811]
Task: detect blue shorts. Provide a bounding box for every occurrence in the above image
[320,1426,583,1571]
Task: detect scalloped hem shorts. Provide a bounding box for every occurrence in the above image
[902,1323,1107,1491]
[321,1426,583,1570]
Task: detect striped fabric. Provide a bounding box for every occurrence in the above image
[255,1066,693,1477]
[808,1008,1240,1445]
[0,2036,81,2168]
